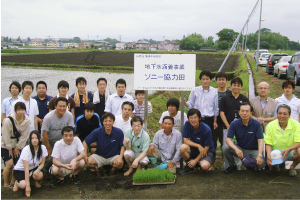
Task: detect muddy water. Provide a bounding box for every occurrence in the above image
[1,66,137,101]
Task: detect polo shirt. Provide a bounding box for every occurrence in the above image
[1,96,20,117]
[124,128,150,153]
[51,137,84,164]
[32,95,53,131]
[89,93,106,122]
[219,92,249,125]
[114,115,132,134]
[104,93,134,116]
[217,89,231,127]
[71,92,93,120]
[227,118,263,150]
[182,121,215,155]
[75,113,101,142]
[84,126,124,158]
[265,118,300,150]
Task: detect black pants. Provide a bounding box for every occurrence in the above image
[201,116,214,131]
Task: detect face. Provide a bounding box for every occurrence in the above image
[58,86,68,95]
[283,85,294,96]
[257,83,270,97]
[200,75,212,88]
[277,107,290,123]
[10,84,20,96]
[231,83,242,94]
[15,108,26,118]
[135,93,145,103]
[55,101,67,115]
[132,121,142,134]
[31,133,39,147]
[168,105,177,115]
[97,80,107,92]
[116,84,126,96]
[62,131,74,145]
[162,119,174,133]
[22,85,33,97]
[122,104,133,118]
[188,113,200,128]
[84,109,94,120]
[103,116,114,131]
[238,105,252,120]
[216,77,227,88]
[36,84,47,96]
[77,81,86,92]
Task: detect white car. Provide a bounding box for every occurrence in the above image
[258,53,272,66]
[273,56,292,79]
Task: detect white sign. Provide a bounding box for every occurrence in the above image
[134,54,196,91]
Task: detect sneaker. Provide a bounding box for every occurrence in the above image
[179,165,194,175]
[289,168,297,177]
[50,178,65,188]
[71,174,80,184]
[272,165,280,172]
[224,165,237,174]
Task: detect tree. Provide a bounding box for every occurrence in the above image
[218,41,229,50]
[17,36,21,41]
[73,37,81,43]
[180,33,205,50]
[216,28,238,42]
[27,37,31,42]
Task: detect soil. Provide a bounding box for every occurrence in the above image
[1,52,239,72]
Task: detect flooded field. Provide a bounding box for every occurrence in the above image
[1,66,136,101]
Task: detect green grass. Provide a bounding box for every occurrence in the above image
[132,169,174,183]
[248,50,298,55]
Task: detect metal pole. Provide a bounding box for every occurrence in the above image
[256,0,262,72]
[144,90,148,132]
[241,29,245,53]
[180,91,184,170]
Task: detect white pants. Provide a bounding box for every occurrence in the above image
[124,150,149,164]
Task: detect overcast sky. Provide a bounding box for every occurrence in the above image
[1,0,299,42]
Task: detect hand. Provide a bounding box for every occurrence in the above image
[84,156,89,164]
[267,154,272,166]
[64,164,73,170]
[226,125,230,131]
[256,156,262,166]
[9,149,13,158]
[132,160,139,168]
[90,142,97,147]
[198,145,207,159]
[116,157,123,166]
[187,160,197,168]
[235,149,244,159]
[167,161,175,169]
[213,122,218,130]
[124,138,130,144]
[281,149,289,161]
[148,145,155,155]
[13,148,20,158]
[47,148,52,159]
[25,186,31,197]
[33,169,40,178]
[70,159,77,169]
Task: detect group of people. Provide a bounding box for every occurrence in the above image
[1,71,300,197]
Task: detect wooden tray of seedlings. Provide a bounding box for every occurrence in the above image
[132,169,176,185]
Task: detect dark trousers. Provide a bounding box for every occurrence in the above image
[201,116,214,131]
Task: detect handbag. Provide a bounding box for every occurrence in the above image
[7,116,21,142]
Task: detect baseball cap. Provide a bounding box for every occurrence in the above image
[271,149,283,165]
[241,152,257,170]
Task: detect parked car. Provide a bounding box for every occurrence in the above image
[254,49,269,60]
[258,53,272,67]
[266,53,289,74]
[286,52,300,85]
[273,56,292,79]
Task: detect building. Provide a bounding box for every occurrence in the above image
[46,41,59,47]
[158,40,180,51]
[78,42,95,49]
[94,40,112,49]
[135,40,150,51]
[115,43,126,50]
[63,43,79,48]
[28,42,44,47]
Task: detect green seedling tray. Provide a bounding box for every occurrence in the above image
[132,175,176,186]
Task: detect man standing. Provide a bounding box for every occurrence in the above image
[265,104,300,177]
[250,82,277,129]
[104,79,133,116]
[32,81,53,133]
[275,79,300,122]
[179,109,215,175]
[83,113,124,174]
[2,81,21,123]
[50,126,85,187]
[42,97,74,176]
[71,77,93,120]
[148,116,182,174]
[133,90,152,121]
[184,70,218,131]
[11,81,39,133]
[223,102,265,174]
[114,101,134,134]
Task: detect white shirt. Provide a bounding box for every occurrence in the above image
[11,97,39,133]
[114,115,132,134]
[104,93,133,116]
[159,111,188,131]
[275,94,300,121]
[51,137,84,164]
[14,145,48,171]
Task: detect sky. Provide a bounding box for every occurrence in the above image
[1,0,300,42]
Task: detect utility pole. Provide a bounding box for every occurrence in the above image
[244,17,249,57]
[256,0,263,72]
[97,35,99,41]
[87,35,89,41]
[120,35,121,42]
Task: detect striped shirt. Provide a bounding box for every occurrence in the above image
[133,100,152,120]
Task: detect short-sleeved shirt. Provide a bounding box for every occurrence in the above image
[84,126,124,158]
[51,137,84,164]
[75,113,101,142]
[159,111,188,131]
[124,128,150,153]
[14,145,48,171]
[133,100,152,121]
[217,89,231,127]
[265,118,300,150]
[219,92,249,125]
[1,96,21,117]
[41,110,74,143]
[47,96,76,113]
[11,97,39,133]
[71,92,93,120]
[275,94,300,121]
[114,115,132,134]
[182,121,215,155]
[104,93,134,116]
[227,118,263,150]
[32,95,53,131]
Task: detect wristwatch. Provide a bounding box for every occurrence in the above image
[265,118,267,121]
[258,154,263,158]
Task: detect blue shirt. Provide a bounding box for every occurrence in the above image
[32,95,53,131]
[227,118,263,150]
[84,126,124,158]
[75,113,101,142]
[182,121,215,155]
[71,92,93,120]
[1,96,21,117]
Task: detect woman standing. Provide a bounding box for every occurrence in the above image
[13,131,48,197]
[1,102,30,188]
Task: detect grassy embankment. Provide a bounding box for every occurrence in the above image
[248,49,298,55]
